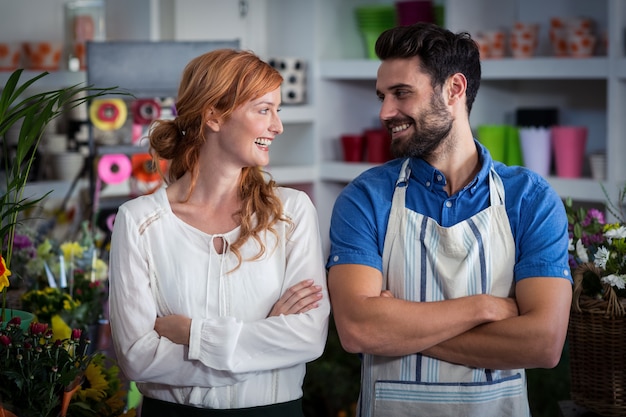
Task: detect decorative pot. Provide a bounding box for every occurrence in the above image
[1,309,35,331]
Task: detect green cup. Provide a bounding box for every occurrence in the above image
[506,126,524,166]
[477,124,508,164]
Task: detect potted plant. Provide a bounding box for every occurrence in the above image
[0,69,119,321]
[565,192,626,417]
[0,317,91,416]
[0,69,123,415]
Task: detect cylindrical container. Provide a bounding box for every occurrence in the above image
[364,128,392,163]
[588,152,606,181]
[341,134,365,162]
[506,126,524,166]
[64,0,105,71]
[0,42,22,70]
[551,125,588,178]
[395,1,434,26]
[477,124,508,164]
[519,127,552,177]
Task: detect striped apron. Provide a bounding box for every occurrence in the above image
[359,159,530,417]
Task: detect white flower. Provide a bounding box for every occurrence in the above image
[605,226,626,240]
[568,238,575,252]
[594,246,610,269]
[601,274,626,290]
[575,239,589,263]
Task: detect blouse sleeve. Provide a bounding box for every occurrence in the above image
[187,190,330,372]
[109,204,255,386]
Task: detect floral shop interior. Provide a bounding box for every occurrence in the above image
[1,1,626,417]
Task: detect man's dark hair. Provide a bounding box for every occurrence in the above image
[375,22,481,115]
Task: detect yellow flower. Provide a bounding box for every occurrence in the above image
[0,255,11,292]
[94,258,109,281]
[76,361,108,402]
[36,238,52,257]
[60,242,85,260]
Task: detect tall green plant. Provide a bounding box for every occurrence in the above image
[0,69,123,316]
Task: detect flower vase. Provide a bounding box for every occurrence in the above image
[568,263,626,417]
[0,406,19,417]
[59,377,82,417]
[0,309,35,331]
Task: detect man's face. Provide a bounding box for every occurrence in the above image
[376,57,453,159]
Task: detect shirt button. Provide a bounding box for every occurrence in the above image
[426,181,431,187]
[436,174,443,182]
[445,201,452,208]
[333,255,339,262]
[563,269,570,276]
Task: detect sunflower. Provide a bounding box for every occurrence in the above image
[75,360,109,402]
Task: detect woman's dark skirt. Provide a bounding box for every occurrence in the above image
[141,397,303,417]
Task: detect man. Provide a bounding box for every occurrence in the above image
[327,22,573,417]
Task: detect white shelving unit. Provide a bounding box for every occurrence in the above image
[3,0,626,251]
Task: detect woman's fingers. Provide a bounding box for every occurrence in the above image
[268,279,323,317]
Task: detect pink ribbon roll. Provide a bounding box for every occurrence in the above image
[97,154,132,184]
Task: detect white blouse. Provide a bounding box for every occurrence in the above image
[108,186,329,409]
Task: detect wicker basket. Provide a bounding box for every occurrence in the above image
[568,263,626,417]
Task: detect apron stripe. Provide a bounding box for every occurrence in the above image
[467,218,487,295]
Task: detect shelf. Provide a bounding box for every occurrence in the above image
[320,60,380,80]
[319,161,379,182]
[319,161,613,203]
[265,164,316,184]
[279,105,315,123]
[546,177,611,203]
[320,57,610,81]
[0,70,86,89]
[480,57,609,80]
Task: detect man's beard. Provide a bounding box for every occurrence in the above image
[390,93,453,159]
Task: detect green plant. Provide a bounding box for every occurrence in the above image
[0,69,122,317]
[565,191,626,298]
[0,316,92,417]
[68,353,137,417]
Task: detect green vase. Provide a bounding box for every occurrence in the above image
[2,308,35,331]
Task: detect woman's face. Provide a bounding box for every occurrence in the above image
[212,87,283,169]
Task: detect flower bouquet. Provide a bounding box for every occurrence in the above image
[20,234,109,346]
[67,353,137,417]
[565,191,626,417]
[0,68,122,322]
[0,316,92,417]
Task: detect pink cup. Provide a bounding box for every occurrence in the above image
[395,1,434,26]
[551,126,588,178]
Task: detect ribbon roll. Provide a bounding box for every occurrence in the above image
[90,98,128,131]
[97,154,132,184]
[131,153,166,183]
[132,99,161,125]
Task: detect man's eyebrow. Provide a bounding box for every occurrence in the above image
[376,83,413,95]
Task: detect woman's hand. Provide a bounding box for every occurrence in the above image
[155,315,192,345]
[268,279,323,317]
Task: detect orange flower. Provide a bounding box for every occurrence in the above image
[0,255,11,292]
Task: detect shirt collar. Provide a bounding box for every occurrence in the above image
[408,139,492,195]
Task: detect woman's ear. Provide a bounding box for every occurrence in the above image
[205,108,221,132]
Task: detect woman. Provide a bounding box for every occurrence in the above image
[109,49,329,416]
